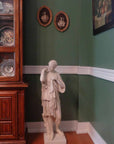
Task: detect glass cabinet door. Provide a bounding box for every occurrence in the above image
[0,0,14,47]
[0,0,19,81]
[0,53,15,77]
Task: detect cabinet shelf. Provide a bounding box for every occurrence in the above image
[0,47,15,52]
[0,14,13,21]
[0,14,13,16]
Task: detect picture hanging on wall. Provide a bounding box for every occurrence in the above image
[92,0,114,35]
[37,6,52,27]
[54,11,69,32]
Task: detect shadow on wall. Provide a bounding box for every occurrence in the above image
[24,75,43,122]
[24,74,79,122]
[61,75,79,120]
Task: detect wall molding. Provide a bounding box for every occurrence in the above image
[23,66,78,74]
[23,65,114,82]
[26,121,107,144]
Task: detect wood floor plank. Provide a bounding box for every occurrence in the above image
[78,134,94,144]
[27,132,94,144]
[27,133,44,144]
[65,132,80,144]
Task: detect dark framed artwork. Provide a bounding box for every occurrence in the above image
[37,6,52,27]
[92,0,114,35]
[54,11,69,32]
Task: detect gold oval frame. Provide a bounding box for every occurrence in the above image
[37,6,52,27]
[54,11,69,32]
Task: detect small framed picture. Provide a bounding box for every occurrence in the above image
[92,0,114,35]
[54,11,69,32]
[37,6,52,27]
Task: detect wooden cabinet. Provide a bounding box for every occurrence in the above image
[0,91,17,139]
[0,0,28,143]
[0,86,28,144]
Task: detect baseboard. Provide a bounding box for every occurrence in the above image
[26,121,107,144]
[26,121,45,133]
[77,122,90,134]
[88,123,107,144]
[77,122,107,144]
[26,120,78,133]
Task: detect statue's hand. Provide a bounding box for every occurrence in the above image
[56,80,63,87]
[42,68,48,73]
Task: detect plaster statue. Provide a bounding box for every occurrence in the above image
[40,60,65,140]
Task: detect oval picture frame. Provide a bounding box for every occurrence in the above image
[54,11,69,32]
[37,6,52,27]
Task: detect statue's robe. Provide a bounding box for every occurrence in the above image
[40,70,65,119]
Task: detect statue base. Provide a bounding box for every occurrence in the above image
[44,133,67,144]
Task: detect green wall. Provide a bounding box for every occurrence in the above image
[23,0,81,65]
[23,0,114,143]
[79,0,114,69]
[79,0,114,144]
[23,0,81,122]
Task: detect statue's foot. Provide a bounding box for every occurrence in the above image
[45,132,49,138]
[44,123,46,127]
[46,132,54,140]
[48,132,54,140]
[44,123,47,128]
[56,129,64,136]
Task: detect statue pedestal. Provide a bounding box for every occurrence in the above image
[44,133,67,144]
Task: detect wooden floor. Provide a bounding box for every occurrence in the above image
[27,132,94,144]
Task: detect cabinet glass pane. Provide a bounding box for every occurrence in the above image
[0,0,14,47]
[0,0,13,14]
[0,53,15,77]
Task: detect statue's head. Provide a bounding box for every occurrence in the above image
[48,60,57,72]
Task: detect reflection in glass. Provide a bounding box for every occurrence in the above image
[0,53,15,77]
[0,26,14,46]
[0,0,14,47]
[0,0,13,14]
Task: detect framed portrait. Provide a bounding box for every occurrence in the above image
[54,11,69,32]
[92,0,114,35]
[37,6,52,27]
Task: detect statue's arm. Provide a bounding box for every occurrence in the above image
[40,68,48,84]
[56,73,66,93]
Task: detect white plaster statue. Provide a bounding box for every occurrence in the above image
[40,60,66,140]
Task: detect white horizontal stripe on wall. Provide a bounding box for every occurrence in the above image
[23,65,114,82]
[23,65,78,74]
